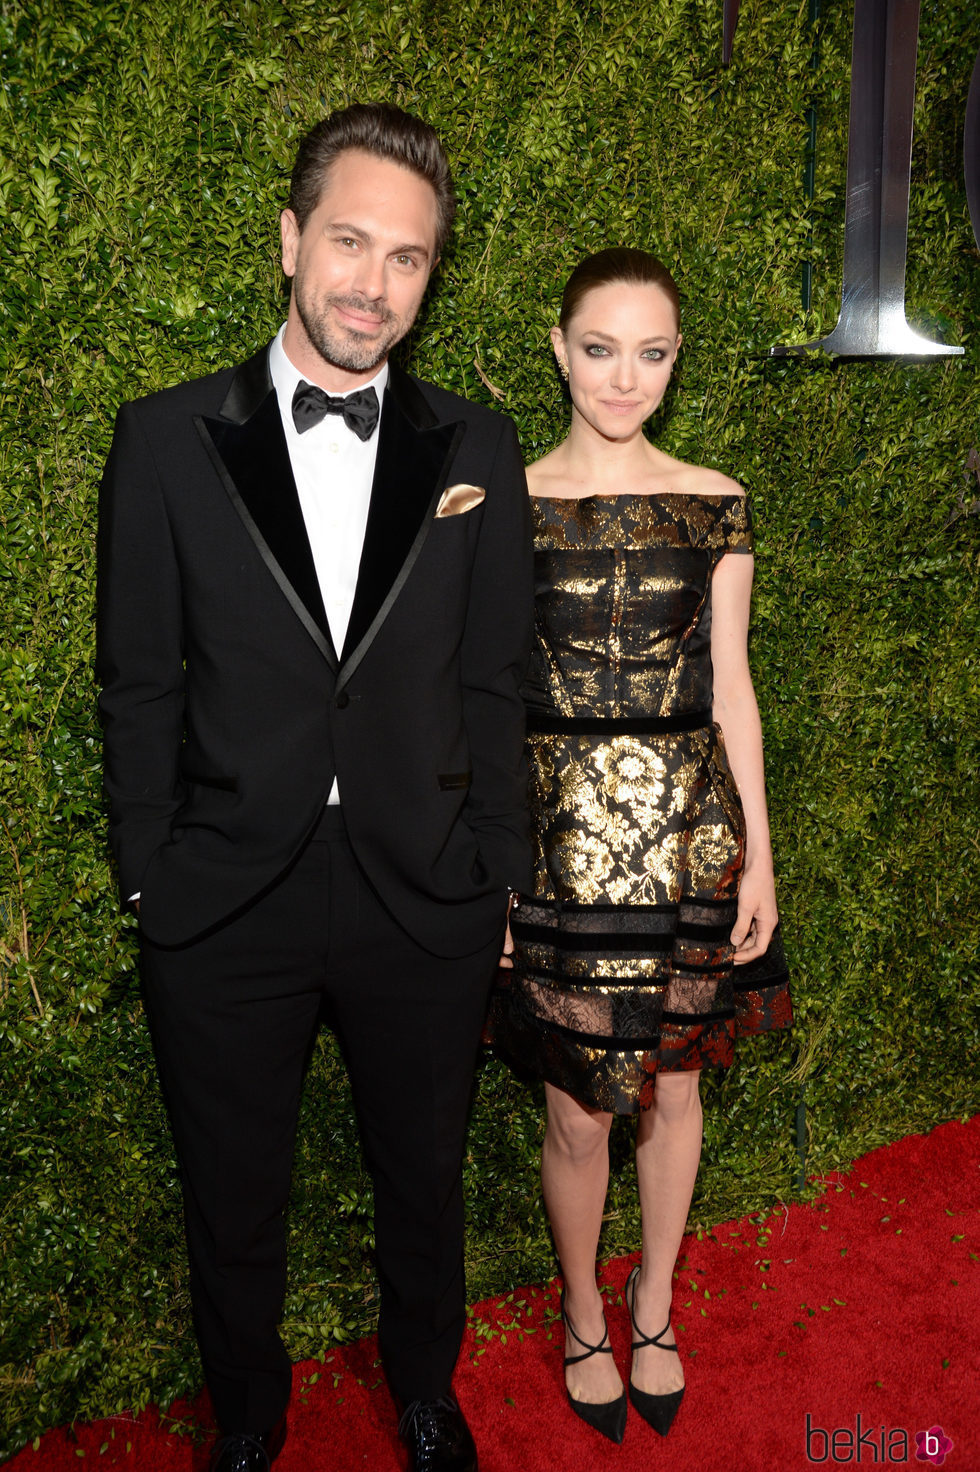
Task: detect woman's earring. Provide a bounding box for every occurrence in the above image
[557,359,569,381]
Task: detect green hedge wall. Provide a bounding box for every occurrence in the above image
[2,0,978,1453]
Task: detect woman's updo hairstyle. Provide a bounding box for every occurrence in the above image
[558,247,681,332]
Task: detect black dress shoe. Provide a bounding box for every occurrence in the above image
[625,1264,685,1436]
[397,1394,478,1472]
[560,1289,628,1444]
[208,1416,286,1471]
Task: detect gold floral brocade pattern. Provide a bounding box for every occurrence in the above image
[492,494,792,1115]
[527,730,743,906]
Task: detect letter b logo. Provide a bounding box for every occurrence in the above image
[806,1415,829,1463]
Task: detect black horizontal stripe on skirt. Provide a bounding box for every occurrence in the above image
[511,919,732,947]
[513,1007,738,1052]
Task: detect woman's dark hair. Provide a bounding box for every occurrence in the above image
[558,247,681,330]
[288,102,456,256]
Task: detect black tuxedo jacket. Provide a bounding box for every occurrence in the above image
[96,346,533,955]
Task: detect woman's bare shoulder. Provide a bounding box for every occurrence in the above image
[526,449,576,496]
[665,460,745,497]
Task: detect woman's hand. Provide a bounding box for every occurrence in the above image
[499,894,517,968]
[731,867,777,964]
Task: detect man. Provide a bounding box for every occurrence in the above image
[97,103,532,1472]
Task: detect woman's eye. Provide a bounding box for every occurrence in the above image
[584,344,608,357]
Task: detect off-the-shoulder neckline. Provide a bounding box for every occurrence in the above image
[529,491,745,503]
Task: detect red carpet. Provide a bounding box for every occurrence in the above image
[8,1115,979,1470]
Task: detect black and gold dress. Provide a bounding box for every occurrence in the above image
[493,492,792,1114]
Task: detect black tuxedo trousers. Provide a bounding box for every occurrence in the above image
[141,811,504,1431]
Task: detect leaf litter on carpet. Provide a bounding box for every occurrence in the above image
[7,1115,978,1471]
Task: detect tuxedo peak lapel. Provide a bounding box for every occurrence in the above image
[385,361,440,431]
[339,367,463,684]
[218,345,275,424]
[196,350,337,668]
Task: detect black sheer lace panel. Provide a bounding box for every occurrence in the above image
[511,897,738,1045]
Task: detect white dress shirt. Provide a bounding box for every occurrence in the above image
[270,327,388,804]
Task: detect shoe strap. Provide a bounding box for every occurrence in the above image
[626,1269,679,1357]
[630,1321,679,1355]
[561,1292,614,1367]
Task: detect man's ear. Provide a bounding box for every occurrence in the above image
[280,209,300,279]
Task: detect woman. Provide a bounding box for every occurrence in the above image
[493,248,792,1443]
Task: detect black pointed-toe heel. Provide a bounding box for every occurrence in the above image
[625,1264,685,1437]
[560,1289,628,1444]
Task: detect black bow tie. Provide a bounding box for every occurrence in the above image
[291,381,380,441]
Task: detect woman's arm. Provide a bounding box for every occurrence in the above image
[709,548,777,963]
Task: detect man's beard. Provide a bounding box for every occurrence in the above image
[295,283,407,375]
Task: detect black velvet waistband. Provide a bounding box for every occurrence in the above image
[525,708,712,735]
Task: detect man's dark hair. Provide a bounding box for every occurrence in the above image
[288,102,456,257]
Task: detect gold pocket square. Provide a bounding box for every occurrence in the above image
[435,483,485,518]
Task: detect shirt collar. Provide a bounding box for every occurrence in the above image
[269,323,389,407]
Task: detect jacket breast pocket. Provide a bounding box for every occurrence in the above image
[179,767,239,793]
[437,771,472,792]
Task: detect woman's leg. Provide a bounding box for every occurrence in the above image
[541,1082,622,1404]
[631,1069,703,1395]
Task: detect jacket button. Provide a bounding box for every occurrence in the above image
[335,691,350,709]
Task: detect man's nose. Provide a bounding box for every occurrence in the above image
[352,249,386,302]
